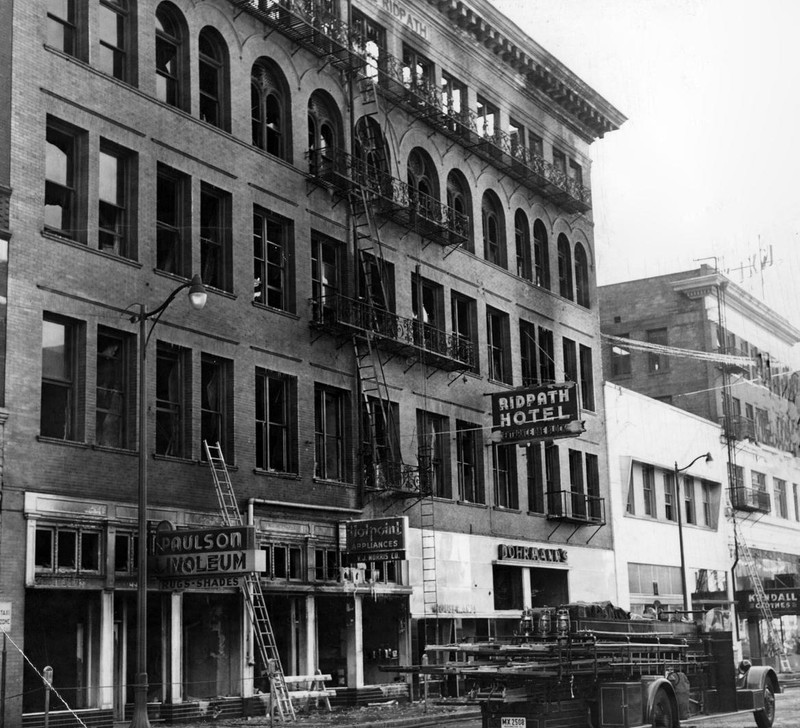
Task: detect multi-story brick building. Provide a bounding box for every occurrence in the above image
[600,267,800,669]
[2,1,624,724]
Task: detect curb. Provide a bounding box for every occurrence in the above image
[292,709,481,728]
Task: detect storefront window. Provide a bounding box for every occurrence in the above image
[492,564,523,610]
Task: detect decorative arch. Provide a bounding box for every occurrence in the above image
[481,190,506,268]
[155,2,190,111]
[557,233,573,300]
[447,169,473,251]
[307,89,344,175]
[198,26,230,131]
[575,242,590,308]
[407,147,439,219]
[514,209,532,281]
[251,58,292,162]
[533,219,550,289]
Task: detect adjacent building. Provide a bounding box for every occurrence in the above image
[600,268,800,669]
[1,0,624,724]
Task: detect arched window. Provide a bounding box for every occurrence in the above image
[533,219,550,289]
[481,191,505,268]
[407,148,439,221]
[515,210,532,281]
[198,27,229,131]
[252,60,291,161]
[446,170,472,251]
[575,242,590,308]
[354,116,390,193]
[557,234,573,300]
[308,91,342,176]
[155,3,188,110]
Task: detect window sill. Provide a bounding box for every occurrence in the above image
[488,378,515,389]
[527,510,546,518]
[152,453,196,465]
[36,436,89,449]
[252,301,300,319]
[456,500,488,509]
[312,478,356,488]
[91,443,136,455]
[253,468,300,481]
[493,506,521,514]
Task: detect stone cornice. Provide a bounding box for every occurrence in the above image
[672,272,800,345]
[425,0,628,140]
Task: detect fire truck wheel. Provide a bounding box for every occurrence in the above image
[754,683,776,728]
[651,687,676,728]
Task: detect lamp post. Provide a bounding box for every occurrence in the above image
[674,452,713,614]
[129,275,207,728]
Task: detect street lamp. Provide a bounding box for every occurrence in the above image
[674,452,713,614]
[128,275,207,728]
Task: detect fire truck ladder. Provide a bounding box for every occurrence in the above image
[203,441,297,721]
[733,517,792,673]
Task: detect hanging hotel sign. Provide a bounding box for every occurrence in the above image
[155,526,266,578]
[736,588,800,616]
[491,383,583,445]
[343,517,408,562]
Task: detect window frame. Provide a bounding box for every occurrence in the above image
[45,117,86,242]
[579,343,595,411]
[154,341,191,459]
[456,420,482,503]
[200,182,232,292]
[96,326,133,449]
[646,328,669,373]
[200,353,233,463]
[98,0,130,81]
[155,2,187,110]
[493,444,518,510]
[251,60,291,161]
[557,234,573,300]
[532,219,550,289]
[156,164,191,277]
[254,208,295,312]
[256,369,297,474]
[486,306,512,385]
[451,291,478,374]
[417,410,450,498]
[482,193,506,268]
[41,314,83,442]
[198,27,229,131]
[515,210,532,281]
[314,384,348,482]
[98,139,135,258]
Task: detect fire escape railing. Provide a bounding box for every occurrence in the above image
[308,148,470,247]
[232,0,593,213]
[730,486,771,514]
[310,293,475,371]
[545,489,606,525]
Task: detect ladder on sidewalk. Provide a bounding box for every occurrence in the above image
[734,517,791,673]
[204,441,297,720]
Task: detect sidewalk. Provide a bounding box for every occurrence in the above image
[176,700,480,728]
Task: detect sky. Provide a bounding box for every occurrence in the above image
[489,0,800,328]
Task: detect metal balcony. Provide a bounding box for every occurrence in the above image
[545,489,606,525]
[722,415,757,442]
[310,294,475,372]
[363,458,425,497]
[307,148,470,247]
[364,57,592,212]
[230,0,363,73]
[730,486,771,513]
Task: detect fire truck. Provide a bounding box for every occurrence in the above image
[396,604,780,728]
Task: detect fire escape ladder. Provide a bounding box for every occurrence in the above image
[420,489,439,645]
[733,518,791,673]
[203,441,297,721]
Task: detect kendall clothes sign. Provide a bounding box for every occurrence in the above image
[344,517,408,562]
[491,383,582,444]
[737,588,800,616]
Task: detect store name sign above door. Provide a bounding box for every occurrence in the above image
[491,383,583,445]
[155,526,265,577]
[498,544,568,564]
[343,516,408,561]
